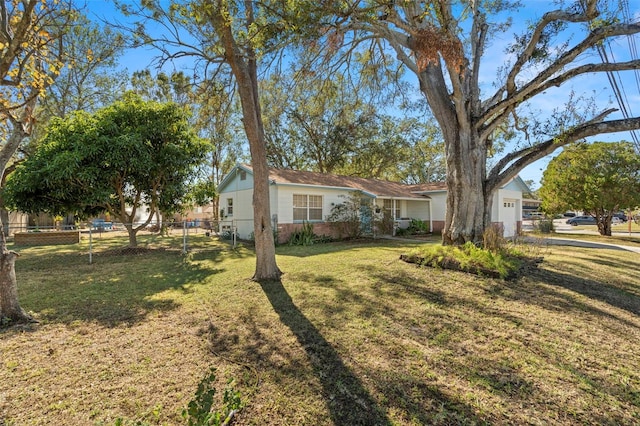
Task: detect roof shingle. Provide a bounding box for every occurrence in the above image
[242,164,446,199]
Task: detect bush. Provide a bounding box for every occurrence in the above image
[287,221,316,246]
[394,219,429,237]
[401,242,527,279]
[326,191,373,239]
[182,367,243,426]
[408,219,429,234]
[535,219,554,234]
[483,224,505,252]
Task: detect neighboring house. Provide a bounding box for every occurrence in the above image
[173,203,216,229]
[218,164,529,243]
[522,198,543,215]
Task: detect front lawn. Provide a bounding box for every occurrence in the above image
[1,237,639,425]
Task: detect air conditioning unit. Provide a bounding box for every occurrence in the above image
[395,218,412,229]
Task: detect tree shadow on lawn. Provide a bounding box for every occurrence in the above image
[258,278,392,425]
[17,250,222,327]
[323,264,539,423]
[359,261,640,423]
[519,257,640,319]
[276,238,424,258]
[508,270,640,333]
[260,271,490,425]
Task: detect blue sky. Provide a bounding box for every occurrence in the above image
[85,1,640,189]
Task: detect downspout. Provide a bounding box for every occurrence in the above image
[393,198,397,237]
[271,179,278,243]
[429,198,433,234]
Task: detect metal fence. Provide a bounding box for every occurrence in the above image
[4,220,224,264]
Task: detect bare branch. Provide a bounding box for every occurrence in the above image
[481,22,640,135]
[485,109,640,192]
[505,1,598,95]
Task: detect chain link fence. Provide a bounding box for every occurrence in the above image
[5,219,225,264]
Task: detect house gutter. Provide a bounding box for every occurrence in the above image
[272,182,378,198]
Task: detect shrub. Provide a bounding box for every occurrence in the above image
[483,224,505,252]
[401,242,526,279]
[394,219,429,237]
[535,219,554,234]
[408,219,429,234]
[326,191,373,239]
[287,221,316,246]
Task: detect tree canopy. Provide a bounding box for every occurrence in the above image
[260,71,445,182]
[5,95,208,247]
[539,141,640,236]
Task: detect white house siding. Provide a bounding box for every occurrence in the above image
[218,168,257,239]
[427,191,447,233]
[219,188,254,239]
[272,185,363,242]
[274,184,356,224]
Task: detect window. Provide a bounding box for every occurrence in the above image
[293,194,323,221]
[383,199,400,219]
[240,170,247,180]
[227,198,233,216]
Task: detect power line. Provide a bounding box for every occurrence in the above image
[589,0,640,152]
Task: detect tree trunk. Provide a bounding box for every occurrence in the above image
[213,2,280,281]
[0,228,31,323]
[597,218,612,236]
[0,116,34,324]
[124,224,138,248]
[442,135,488,245]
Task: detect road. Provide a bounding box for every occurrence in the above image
[522,218,640,253]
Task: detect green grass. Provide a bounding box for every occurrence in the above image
[1,236,640,425]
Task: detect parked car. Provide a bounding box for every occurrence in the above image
[566,215,596,226]
[563,211,576,217]
[91,218,113,231]
[613,212,628,222]
[526,212,545,219]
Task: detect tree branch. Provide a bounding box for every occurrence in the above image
[482,22,640,134]
[505,0,598,95]
[486,112,640,193]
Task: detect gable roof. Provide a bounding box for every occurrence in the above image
[220,164,446,199]
[506,175,533,195]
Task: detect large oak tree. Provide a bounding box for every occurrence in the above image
[326,0,640,244]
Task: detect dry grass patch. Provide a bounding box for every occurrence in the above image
[1,237,639,425]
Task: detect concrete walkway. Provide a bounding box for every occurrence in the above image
[524,236,640,253]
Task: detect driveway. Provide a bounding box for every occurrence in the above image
[522,218,640,253]
[524,236,640,253]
